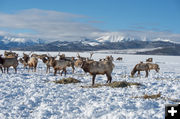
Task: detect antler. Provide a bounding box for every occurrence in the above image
[89,52,94,59]
[28,51,33,56]
[47,52,52,57]
[77,53,80,58]
[58,52,61,56]
[55,52,61,58]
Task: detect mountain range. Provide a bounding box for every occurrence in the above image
[0,34,180,56]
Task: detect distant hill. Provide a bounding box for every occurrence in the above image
[136,45,180,56]
[0,35,180,56]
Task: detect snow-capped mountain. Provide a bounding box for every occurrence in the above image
[0,35,45,50]
[94,32,174,43]
[80,38,100,46]
[0,32,175,48]
[95,33,134,43]
[1,36,44,44]
[96,35,125,42]
[0,34,179,55]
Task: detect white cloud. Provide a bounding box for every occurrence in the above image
[0,9,103,42]
[0,9,180,43]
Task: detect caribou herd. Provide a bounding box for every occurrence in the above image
[0,51,160,85]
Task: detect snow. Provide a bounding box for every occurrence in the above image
[0,50,180,119]
[1,36,44,44]
[95,32,177,43]
[153,38,172,43]
[2,36,26,44]
[80,39,100,46]
[96,35,125,42]
[82,41,100,46]
[95,32,129,43]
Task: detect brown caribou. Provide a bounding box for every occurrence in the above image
[4,51,18,58]
[116,57,123,61]
[0,54,18,73]
[58,53,75,73]
[50,57,72,76]
[21,53,38,72]
[131,62,160,77]
[81,56,114,86]
[146,58,153,62]
[131,62,149,77]
[40,55,57,73]
[146,63,160,72]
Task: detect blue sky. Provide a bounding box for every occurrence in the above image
[0,0,180,41]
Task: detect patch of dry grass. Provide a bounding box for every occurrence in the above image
[81,84,103,88]
[155,78,180,80]
[132,93,180,102]
[111,81,142,88]
[53,77,81,84]
[133,92,162,99]
[81,81,142,88]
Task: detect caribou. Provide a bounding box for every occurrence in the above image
[116,57,123,61]
[146,58,153,62]
[75,52,94,67]
[58,53,75,73]
[146,63,160,72]
[20,53,38,72]
[40,55,57,73]
[81,56,114,86]
[0,55,3,73]
[131,62,160,77]
[51,57,72,76]
[131,62,149,77]
[4,51,18,58]
[0,54,18,73]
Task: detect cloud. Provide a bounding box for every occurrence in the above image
[88,20,104,24]
[0,9,180,43]
[0,9,103,42]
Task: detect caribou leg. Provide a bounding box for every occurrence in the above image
[145,70,148,77]
[54,69,57,76]
[48,67,50,73]
[109,76,112,83]
[137,71,140,76]
[60,70,63,76]
[106,73,112,83]
[72,65,75,73]
[13,66,17,73]
[60,68,67,76]
[34,66,37,72]
[4,67,6,73]
[0,67,3,73]
[92,74,96,86]
[64,68,67,76]
[46,65,50,73]
[7,67,9,73]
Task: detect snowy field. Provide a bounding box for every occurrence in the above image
[0,50,180,119]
